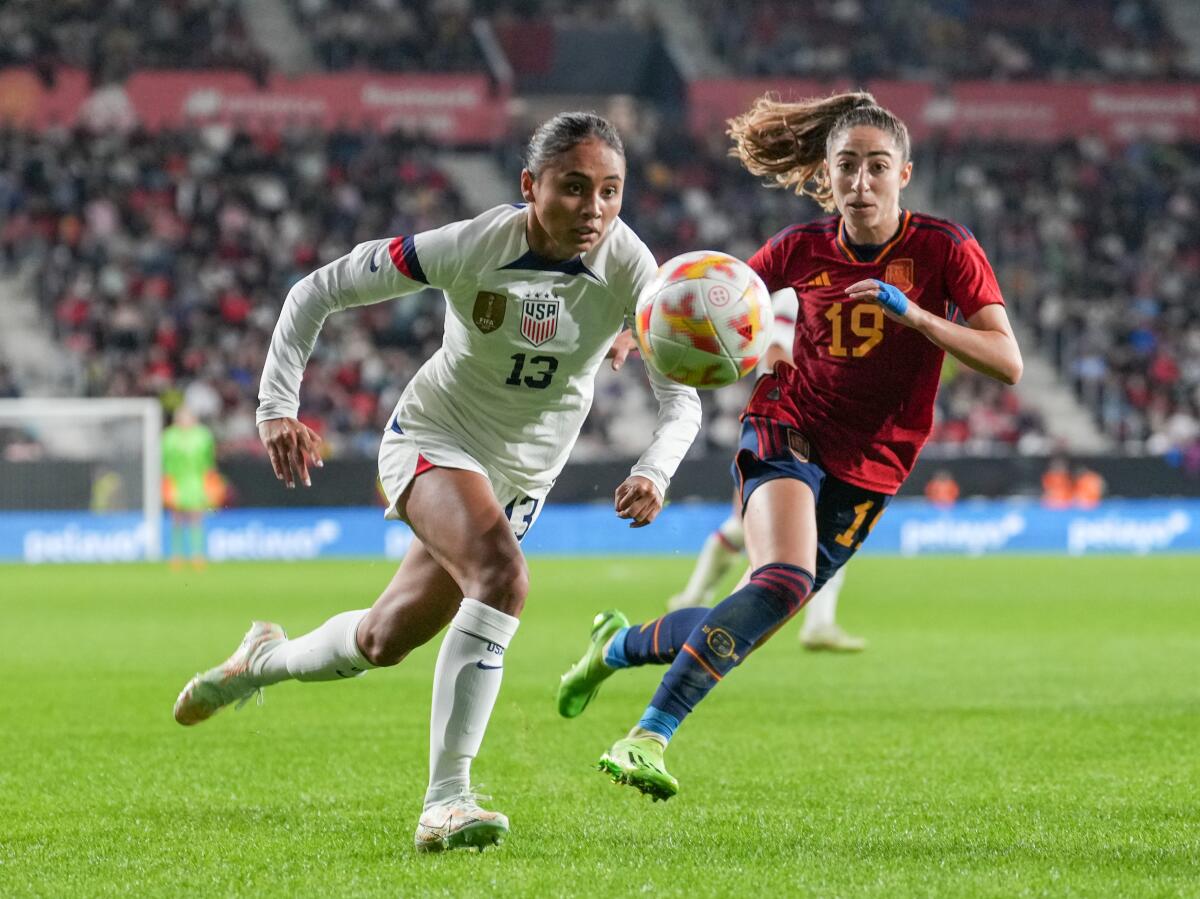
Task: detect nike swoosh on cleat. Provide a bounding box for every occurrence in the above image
[475,661,502,670]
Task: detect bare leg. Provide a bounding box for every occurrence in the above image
[743,477,818,572]
[396,467,528,616]
[356,538,463,666]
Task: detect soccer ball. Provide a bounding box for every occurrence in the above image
[634,251,772,389]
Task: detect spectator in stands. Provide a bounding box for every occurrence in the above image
[924,469,960,508]
[1042,458,1074,508]
[1072,466,1106,509]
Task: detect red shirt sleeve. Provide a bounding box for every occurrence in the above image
[747,235,788,293]
[945,237,1004,319]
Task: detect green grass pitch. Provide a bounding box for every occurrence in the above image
[1,555,1197,897]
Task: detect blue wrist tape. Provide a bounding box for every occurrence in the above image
[876,281,909,316]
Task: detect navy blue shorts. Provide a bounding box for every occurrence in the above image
[732,415,893,591]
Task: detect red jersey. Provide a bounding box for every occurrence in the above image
[746,210,1004,494]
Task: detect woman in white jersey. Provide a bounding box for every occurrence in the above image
[172,113,702,853]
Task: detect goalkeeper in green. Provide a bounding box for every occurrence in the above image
[162,405,219,568]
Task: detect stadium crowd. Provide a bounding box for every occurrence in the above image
[695,0,1187,81]
[2,1,1187,84]
[1,125,467,458]
[282,0,1191,82]
[0,0,268,86]
[1,4,1195,464]
[928,137,1200,456]
[1,120,1064,462]
[287,0,483,73]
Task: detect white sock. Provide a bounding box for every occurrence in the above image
[717,513,745,551]
[802,567,846,634]
[679,516,744,604]
[425,598,520,808]
[252,609,374,685]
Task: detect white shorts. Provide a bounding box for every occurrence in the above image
[378,420,548,543]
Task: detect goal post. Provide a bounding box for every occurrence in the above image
[0,398,163,562]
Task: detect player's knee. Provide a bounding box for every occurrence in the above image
[467,549,528,617]
[357,620,408,668]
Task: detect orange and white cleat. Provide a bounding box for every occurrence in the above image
[414,790,509,853]
[173,621,286,725]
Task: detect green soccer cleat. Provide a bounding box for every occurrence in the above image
[597,735,679,801]
[556,609,629,719]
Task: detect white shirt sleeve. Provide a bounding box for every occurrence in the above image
[617,235,703,497]
[257,238,430,423]
[629,363,703,498]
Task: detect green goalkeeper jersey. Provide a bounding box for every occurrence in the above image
[162,423,216,511]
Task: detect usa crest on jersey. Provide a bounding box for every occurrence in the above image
[521,296,560,347]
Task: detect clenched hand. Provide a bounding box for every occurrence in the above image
[614,475,662,528]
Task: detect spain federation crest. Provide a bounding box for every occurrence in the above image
[884,258,915,293]
[520,296,560,347]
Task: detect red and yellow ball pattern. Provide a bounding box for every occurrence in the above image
[634,251,772,389]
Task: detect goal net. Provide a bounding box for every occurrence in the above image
[0,398,163,562]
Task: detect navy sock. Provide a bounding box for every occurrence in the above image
[607,608,709,668]
[637,563,814,740]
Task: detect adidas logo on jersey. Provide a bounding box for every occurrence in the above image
[806,272,831,288]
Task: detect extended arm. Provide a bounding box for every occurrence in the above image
[259,239,424,421]
[614,365,702,527]
[847,279,1023,385]
[258,239,428,485]
[910,303,1022,386]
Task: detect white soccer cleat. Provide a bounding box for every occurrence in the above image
[173,621,287,725]
[414,791,509,853]
[800,624,867,653]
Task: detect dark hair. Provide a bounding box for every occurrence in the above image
[728,90,910,211]
[524,112,625,178]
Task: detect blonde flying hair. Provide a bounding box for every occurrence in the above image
[728,91,911,212]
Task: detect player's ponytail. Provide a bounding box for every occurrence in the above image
[525,112,625,179]
[728,91,908,212]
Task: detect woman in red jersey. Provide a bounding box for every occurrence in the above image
[557,90,1023,800]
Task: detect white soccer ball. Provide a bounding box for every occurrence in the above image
[634,251,773,389]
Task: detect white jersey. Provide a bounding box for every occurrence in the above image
[258,204,702,496]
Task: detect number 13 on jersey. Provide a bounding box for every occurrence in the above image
[825,302,884,358]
